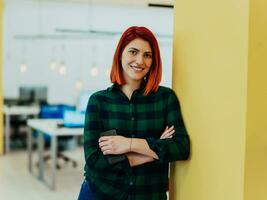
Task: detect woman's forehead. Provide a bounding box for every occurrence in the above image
[125,38,152,51]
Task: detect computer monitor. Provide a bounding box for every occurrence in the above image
[63,110,85,128]
[4,98,19,106]
[19,86,48,105]
[76,91,93,112]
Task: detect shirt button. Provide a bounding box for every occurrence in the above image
[131,117,135,120]
[129,181,134,186]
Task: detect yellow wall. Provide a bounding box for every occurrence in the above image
[171,0,267,200]
[244,0,267,199]
[0,0,3,155]
[171,0,249,199]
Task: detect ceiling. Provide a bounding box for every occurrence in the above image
[52,0,173,7]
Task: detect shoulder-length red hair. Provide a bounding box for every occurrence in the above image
[110,26,162,96]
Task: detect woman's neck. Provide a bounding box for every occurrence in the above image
[120,80,142,100]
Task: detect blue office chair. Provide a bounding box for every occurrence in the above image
[38,104,78,169]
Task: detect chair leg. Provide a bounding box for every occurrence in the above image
[43,154,50,162]
[58,152,69,162]
[36,154,61,170]
[58,152,77,168]
[56,163,61,170]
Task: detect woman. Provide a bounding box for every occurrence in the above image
[78,26,190,200]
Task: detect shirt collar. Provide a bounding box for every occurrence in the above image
[107,83,119,92]
[107,81,146,94]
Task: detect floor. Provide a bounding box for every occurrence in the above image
[0,148,170,200]
[0,148,84,200]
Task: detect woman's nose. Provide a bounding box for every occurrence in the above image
[136,54,144,65]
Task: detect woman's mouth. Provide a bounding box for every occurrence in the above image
[131,65,144,72]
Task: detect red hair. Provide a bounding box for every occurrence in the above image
[110,26,162,96]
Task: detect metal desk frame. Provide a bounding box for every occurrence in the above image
[3,105,40,153]
[27,119,83,190]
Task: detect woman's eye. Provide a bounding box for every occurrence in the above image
[144,53,152,59]
[129,50,137,55]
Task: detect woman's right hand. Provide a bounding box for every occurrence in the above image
[160,125,175,139]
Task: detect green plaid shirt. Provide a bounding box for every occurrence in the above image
[83,84,190,200]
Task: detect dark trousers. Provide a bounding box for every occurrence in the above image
[77,180,97,200]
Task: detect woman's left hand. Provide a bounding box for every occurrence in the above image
[99,136,131,155]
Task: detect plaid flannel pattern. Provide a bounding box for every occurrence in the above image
[83,84,190,200]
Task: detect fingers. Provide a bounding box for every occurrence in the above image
[99,136,110,152]
[165,126,169,131]
[101,145,111,155]
[99,140,108,148]
[99,136,120,155]
[99,140,112,155]
[166,130,175,137]
[161,125,174,137]
[160,125,175,139]
[98,136,109,143]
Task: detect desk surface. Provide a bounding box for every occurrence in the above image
[27,119,83,136]
[3,105,40,115]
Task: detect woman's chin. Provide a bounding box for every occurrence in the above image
[130,76,145,82]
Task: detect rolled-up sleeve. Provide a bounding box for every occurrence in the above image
[146,90,190,163]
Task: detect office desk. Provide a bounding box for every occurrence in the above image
[27,119,83,190]
[3,105,40,153]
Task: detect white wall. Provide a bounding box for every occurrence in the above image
[3,0,173,104]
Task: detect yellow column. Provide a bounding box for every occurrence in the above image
[0,0,3,155]
[244,0,267,199]
[171,0,267,200]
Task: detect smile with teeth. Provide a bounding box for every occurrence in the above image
[131,65,144,72]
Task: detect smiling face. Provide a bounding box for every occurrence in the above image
[120,38,153,84]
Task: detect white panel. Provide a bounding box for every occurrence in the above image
[3,0,173,104]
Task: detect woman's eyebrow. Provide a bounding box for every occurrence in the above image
[128,47,139,51]
[128,47,152,54]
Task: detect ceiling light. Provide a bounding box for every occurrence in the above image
[75,80,83,90]
[49,60,57,70]
[90,67,99,77]
[59,62,66,75]
[20,63,28,73]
